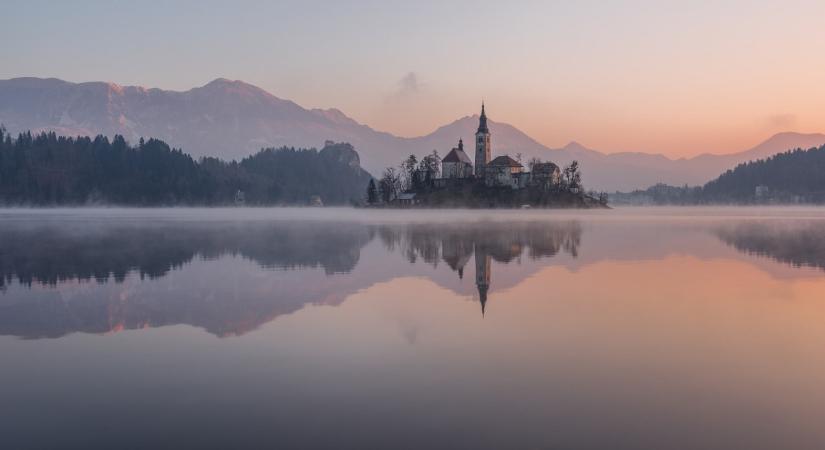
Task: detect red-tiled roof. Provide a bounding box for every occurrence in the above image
[443,147,473,164]
[488,155,523,167]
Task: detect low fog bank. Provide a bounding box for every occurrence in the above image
[2,206,825,226]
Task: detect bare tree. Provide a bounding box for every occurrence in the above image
[562,160,582,192]
[380,167,401,202]
[527,156,541,172]
[400,155,418,191]
[418,150,441,181]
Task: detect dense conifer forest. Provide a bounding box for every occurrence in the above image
[0,128,372,205]
[612,144,825,204]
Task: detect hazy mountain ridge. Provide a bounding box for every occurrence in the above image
[2,77,824,191]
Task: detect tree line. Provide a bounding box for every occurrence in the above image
[612,144,825,204]
[0,128,372,205]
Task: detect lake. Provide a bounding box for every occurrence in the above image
[2,207,825,449]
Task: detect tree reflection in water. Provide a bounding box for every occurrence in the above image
[0,219,583,338]
[6,215,825,340]
[715,220,825,271]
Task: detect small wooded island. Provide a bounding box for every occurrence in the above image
[365,104,608,209]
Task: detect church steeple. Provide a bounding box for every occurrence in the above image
[477,102,489,133]
[474,102,491,177]
[475,247,491,317]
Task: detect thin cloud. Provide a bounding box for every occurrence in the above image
[766,113,798,129]
[386,72,423,103]
[397,72,420,95]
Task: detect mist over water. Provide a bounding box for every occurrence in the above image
[3,207,825,449]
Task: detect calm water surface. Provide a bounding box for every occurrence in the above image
[2,207,825,449]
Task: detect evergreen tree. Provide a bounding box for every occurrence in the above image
[0,131,372,206]
[367,179,378,204]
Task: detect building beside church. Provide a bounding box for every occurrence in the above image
[530,162,561,189]
[485,155,527,188]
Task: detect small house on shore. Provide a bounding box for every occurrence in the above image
[397,192,419,206]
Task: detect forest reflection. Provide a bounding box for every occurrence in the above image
[0,221,375,288]
[714,220,825,271]
[0,220,582,289]
[0,219,582,338]
[2,216,825,339]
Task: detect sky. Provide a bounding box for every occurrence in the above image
[3,0,825,156]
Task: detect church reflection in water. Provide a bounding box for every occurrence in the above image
[374,221,582,316]
[4,216,825,339]
[0,219,582,338]
[476,248,491,316]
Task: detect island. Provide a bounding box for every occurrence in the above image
[365,104,608,209]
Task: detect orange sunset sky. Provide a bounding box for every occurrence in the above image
[3,0,825,156]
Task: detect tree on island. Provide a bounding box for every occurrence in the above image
[527,156,542,172]
[562,161,582,192]
[412,150,441,190]
[401,154,418,191]
[419,150,441,179]
[379,167,401,202]
[366,179,378,204]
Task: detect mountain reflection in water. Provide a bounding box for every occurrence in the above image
[1,210,825,340]
[4,209,825,450]
[0,218,582,338]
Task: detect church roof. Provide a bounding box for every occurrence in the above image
[443,147,473,164]
[489,155,523,168]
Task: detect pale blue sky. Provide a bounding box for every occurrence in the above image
[4,0,825,155]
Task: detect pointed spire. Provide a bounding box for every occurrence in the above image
[479,286,488,317]
[477,101,489,134]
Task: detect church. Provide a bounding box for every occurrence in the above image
[439,104,560,189]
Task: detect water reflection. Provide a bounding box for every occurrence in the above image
[0,219,582,338]
[715,221,825,271]
[2,213,825,340]
[4,210,825,449]
[0,221,373,287]
[377,221,582,315]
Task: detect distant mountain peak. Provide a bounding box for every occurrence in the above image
[761,131,825,144]
[204,77,242,87]
[563,141,589,151]
[196,77,274,98]
[3,76,825,191]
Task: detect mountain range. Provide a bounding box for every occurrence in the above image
[2,77,824,191]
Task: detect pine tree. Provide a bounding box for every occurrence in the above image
[367,179,378,204]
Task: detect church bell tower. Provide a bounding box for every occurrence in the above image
[474,102,491,178]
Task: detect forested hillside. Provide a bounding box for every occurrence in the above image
[0,128,371,205]
[702,145,825,202]
[612,145,825,204]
